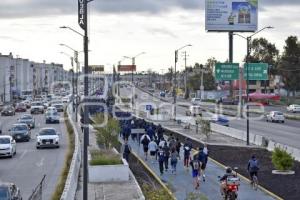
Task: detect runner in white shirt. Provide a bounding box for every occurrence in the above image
[148,140,158,163]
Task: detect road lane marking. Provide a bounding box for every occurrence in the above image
[36,157,45,167]
[19,150,27,159]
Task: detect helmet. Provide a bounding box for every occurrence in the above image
[226,167,232,174]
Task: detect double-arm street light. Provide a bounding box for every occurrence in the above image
[124,52,146,84]
[234,26,274,145]
[174,44,192,119]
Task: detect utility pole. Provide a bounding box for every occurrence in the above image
[183,51,188,99]
[199,65,204,99]
[229,32,234,97]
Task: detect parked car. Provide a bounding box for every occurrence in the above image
[52,103,64,112]
[191,98,201,105]
[0,135,16,158]
[45,111,60,124]
[0,182,22,200]
[9,124,31,142]
[186,105,202,117]
[1,106,15,116]
[287,104,300,113]
[266,111,285,123]
[30,102,44,114]
[62,96,70,104]
[15,103,27,112]
[210,114,229,126]
[36,128,60,149]
[17,114,35,129]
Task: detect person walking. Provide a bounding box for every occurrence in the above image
[168,136,176,150]
[148,139,158,163]
[157,147,165,176]
[190,154,202,190]
[175,137,181,160]
[183,139,192,169]
[197,147,208,182]
[141,133,151,160]
[163,142,170,171]
[121,139,132,162]
[170,148,179,174]
[202,144,209,181]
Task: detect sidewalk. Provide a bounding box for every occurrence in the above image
[71,112,145,200]
[126,137,275,200]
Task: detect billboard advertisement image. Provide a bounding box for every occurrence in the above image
[205,0,258,32]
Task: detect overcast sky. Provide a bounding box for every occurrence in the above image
[0,0,300,73]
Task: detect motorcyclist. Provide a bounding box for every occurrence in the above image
[220,167,235,196]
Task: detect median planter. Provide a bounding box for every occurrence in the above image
[88,149,130,183]
[271,146,295,175]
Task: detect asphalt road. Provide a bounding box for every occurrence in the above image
[129,87,300,149]
[0,109,68,200]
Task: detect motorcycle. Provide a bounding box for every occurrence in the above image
[219,167,240,200]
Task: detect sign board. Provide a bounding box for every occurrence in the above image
[78,0,85,30]
[215,63,239,80]
[118,65,136,72]
[243,63,268,80]
[205,0,258,32]
[145,105,152,111]
[89,65,104,72]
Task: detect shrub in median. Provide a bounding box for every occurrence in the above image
[272,147,294,171]
[89,149,122,165]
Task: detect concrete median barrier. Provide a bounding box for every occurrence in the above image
[267,140,300,162]
[60,107,82,200]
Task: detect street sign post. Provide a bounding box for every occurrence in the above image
[146,105,152,111]
[215,63,239,80]
[244,63,268,80]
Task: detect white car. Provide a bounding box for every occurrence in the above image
[36,128,60,149]
[186,105,202,116]
[266,111,285,123]
[30,101,44,114]
[287,104,300,113]
[0,136,16,158]
[62,96,70,104]
[46,106,57,113]
[191,98,201,105]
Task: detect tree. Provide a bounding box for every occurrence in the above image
[278,36,300,99]
[93,113,121,149]
[187,63,216,92]
[247,37,279,75]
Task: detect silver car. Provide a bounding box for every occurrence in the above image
[9,124,31,142]
[17,114,35,129]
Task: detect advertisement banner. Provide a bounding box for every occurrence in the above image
[89,65,104,72]
[78,0,85,30]
[117,65,136,72]
[205,0,258,32]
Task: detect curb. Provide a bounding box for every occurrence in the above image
[209,157,284,200]
[131,151,177,200]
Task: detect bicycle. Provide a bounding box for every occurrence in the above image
[251,174,258,190]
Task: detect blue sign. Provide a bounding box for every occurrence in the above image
[146,105,152,111]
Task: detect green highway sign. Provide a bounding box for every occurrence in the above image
[215,63,239,80]
[244,63,269,80]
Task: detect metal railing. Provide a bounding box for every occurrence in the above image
[28,175,46,200]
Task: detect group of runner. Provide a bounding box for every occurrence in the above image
[120,118,209,190]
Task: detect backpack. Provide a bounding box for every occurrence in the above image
[124,144,131,154]
[249,159,259,172]
[192,160,200,170]
[158,150,165,162]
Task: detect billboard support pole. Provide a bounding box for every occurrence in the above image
[229,32,233,97]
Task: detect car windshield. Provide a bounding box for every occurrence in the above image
[39,129,57,136]
[275,112,283,115]
[32,102,42,106]
[0,187,9,199]
[12,125,28,131]
[0,138,10,144]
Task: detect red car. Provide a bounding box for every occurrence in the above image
[15,103,27,112]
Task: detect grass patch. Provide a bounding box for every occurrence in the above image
[51,110,75,200]
[141,184,175,200]
[89,149,122,165]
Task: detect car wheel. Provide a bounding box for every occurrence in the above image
[282,121,285,123]
[56,146,60,148]
[36,146,40,149]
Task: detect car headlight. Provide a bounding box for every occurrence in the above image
[4,147,10,150]
[55,138,59,142]
[37,138,41,142]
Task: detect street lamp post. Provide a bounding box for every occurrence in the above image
[173,44,192,120]
[124,52,146,84]
[234,26,273,145]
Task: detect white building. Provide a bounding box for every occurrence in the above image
[0,52,71,102]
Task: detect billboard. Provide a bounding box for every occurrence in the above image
[205,0,258,32]
[117,65,136,72]
[89,65,104,72]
